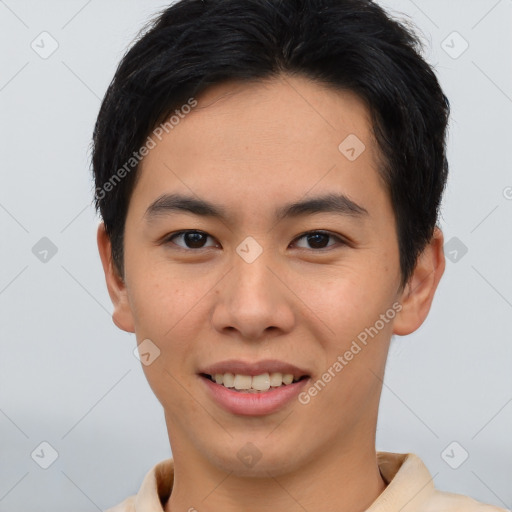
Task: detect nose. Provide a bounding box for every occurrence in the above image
[210,251,296,341]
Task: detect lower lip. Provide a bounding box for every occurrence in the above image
[200,375,309,416]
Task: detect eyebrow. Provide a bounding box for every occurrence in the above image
[144,192,368,223]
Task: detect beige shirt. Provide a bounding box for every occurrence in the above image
[106,452,508,512]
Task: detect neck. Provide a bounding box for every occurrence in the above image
[165,440,387,512]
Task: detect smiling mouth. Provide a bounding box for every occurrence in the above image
[200,372,309,393]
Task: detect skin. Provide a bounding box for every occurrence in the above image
[97,73,445,512]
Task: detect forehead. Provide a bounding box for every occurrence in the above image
[163,74,376,164]
[132,74,388,225]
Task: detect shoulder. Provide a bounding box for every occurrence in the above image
[103,458,173,511]
[104,495,136,512]
[425,488,509,512]
[376,452,508,512]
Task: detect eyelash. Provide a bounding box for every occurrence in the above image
[163,229,348,252]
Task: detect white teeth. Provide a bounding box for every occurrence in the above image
[234,374,252,390]
[282,373,293,385]
[251,373,271,391]
[223,373,234,388]
[269,372,282,387]
[209,372,298,391]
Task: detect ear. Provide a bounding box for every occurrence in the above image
[96,222,135,333]
[393,226,445,336]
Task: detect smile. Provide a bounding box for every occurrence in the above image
[202,372,307,392]
[199,374,310,416]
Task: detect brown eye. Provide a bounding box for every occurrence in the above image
[167,230,218,249]
[292,231,345,250]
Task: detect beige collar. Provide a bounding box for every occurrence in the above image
[133,452,434,512]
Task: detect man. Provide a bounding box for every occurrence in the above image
[92,0,506,510]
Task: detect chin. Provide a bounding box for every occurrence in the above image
[202,439,306,478]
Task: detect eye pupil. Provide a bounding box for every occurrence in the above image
[307,233,329,249]
[184,231,206,248]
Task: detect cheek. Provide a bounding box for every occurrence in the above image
[128,267,211,408]
[299,271,395,422]
[126,258,208,339]
[292,258,397,344]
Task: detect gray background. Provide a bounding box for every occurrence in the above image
[0,0,511,510]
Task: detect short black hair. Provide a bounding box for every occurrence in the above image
[91,0,450,289]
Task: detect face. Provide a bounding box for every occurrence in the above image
[98,73,444,477]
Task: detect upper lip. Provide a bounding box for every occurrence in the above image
[199,359,310,380]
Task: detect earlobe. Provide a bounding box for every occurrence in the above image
[393,227,445,336]
[96,222,135,333]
